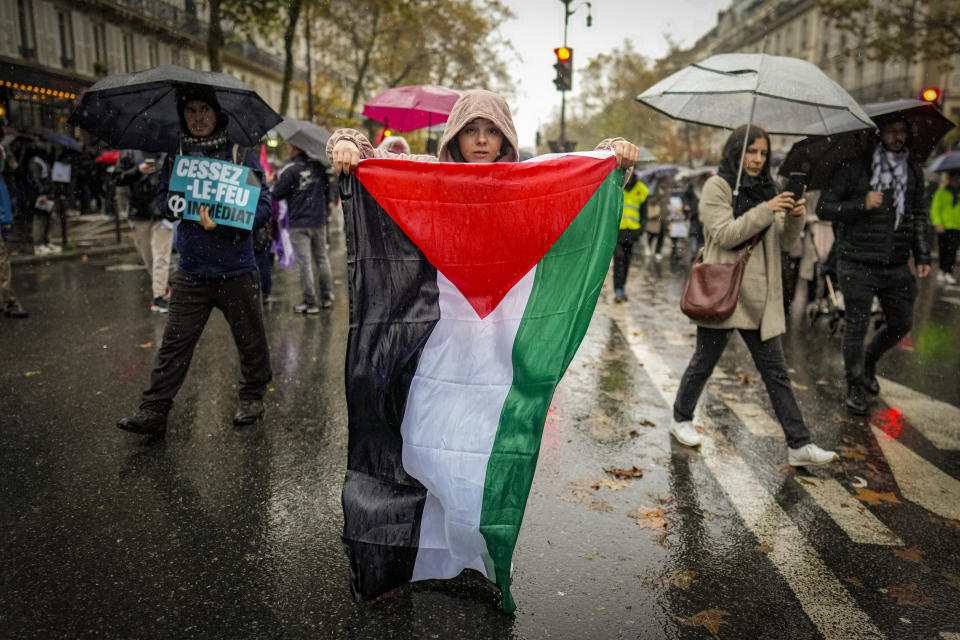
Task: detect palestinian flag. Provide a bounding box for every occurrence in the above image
[341,152,623,612]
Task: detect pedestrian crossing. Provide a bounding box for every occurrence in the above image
[611,303,887,640]
[603,282,960,640]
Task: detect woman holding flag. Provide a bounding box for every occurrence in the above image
[326,89,640,612]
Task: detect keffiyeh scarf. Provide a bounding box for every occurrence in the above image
[870,145,909,228]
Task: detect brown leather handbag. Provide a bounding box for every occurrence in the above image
[680,233,763,323]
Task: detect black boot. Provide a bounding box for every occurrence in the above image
[117,407,168,437]
[845,383,868,416]
[862,359,880,396]
[233,399,265,426]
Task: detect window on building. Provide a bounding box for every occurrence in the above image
[58,10,75,68]
[148,41,159,68]
[122,32,135,72]
[93,23,107,71]
[17,0,37,59]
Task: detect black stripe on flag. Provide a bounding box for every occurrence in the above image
[340,175,440,600]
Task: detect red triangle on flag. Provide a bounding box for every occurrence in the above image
[355,154,616,318]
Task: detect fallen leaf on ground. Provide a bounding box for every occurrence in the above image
[888,582,932,606]
[628,505,668,530]
[797,477,817,486]
[139,342,152,348]
[722,393,739,400]
[791,381,809,390]
[694,425,707,434]
[816,379,829,385]
[853,487,899,506]
[628,430,639,438]
[24,371,41,376]
[605,466,644,479]
[586,500,614,512]
[839,445,866,460]
[671,570,698,590]
[892,547,925,564]
[639,418,656,427]
[846,577,864,588]
[740,375,751,384]
[755,544,772,554]
[945,520,960,535]
[592,478,630,491]
[680,609,729,634]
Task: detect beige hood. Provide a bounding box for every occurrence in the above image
[438,90,519,163]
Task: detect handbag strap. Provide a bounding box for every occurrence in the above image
[738,231,764,263]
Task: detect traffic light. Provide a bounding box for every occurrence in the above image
[920,87,943,107]
[553,46,573,92]
[376,127,393,145]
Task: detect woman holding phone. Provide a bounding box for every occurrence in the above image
[669,124,837,468]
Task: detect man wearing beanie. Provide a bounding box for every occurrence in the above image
[117,84,274,438]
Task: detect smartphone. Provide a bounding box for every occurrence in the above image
[784,172,806,198]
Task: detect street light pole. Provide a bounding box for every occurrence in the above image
[557,0,591,152]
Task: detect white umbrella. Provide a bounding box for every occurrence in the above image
[637,53,874,193]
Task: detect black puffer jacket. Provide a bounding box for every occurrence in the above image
[817,150,930,267]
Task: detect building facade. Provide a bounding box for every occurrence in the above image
[675,0,958,158]
[0,0,309,138]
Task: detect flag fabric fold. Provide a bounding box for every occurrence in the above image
[340,152,623,612]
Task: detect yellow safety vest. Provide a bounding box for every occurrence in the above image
[620,180,648,230]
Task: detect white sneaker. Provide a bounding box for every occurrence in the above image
[670,421,703,447]
[34,244,51,255]
[945,273,957,285]
[787,443,838,467]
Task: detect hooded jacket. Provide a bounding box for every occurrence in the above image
[328,88,631,164]
[271,153,330,228]
[327,90,520,164]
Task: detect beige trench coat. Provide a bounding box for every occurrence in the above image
[694,175,804,341]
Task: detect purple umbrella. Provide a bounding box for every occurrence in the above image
[362,85,462,133]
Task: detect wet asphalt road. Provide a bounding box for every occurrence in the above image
[2,236,959,639]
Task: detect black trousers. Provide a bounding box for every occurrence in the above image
[141,269,272,412]
[673,326,811,448]
[838,261,915,386]
[613,228,641,290]
[938,229,960,275]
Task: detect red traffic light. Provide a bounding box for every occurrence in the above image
[554,46,571,61]
[552,47,574,91]
[920,87,942,104]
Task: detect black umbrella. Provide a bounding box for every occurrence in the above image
[780,99,955,190]
[68,65,281,152]
[274,118,331,166]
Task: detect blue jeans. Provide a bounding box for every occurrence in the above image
[674,326,811,448]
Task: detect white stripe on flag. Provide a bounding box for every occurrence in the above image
[402,269,536,580]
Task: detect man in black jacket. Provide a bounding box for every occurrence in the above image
[817,116,931,415]
[271,143,333,314]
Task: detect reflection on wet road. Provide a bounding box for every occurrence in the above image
[1,243,959,639]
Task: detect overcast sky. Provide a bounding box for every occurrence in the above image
[498,0,732,149]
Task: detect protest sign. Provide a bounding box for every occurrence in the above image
[166,155,261,230]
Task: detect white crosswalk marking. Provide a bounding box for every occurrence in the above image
[870,426,960,521]
[610,305,887,640]
[878,377,960,450]
[793,477,903,545]
[724,400,782,438]
[661,328,689,346]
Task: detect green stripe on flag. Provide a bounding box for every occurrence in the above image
[479,168,624,612]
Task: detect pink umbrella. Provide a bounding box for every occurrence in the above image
[362,84,462,133]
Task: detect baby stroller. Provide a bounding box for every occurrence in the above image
[804,235,845,335]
